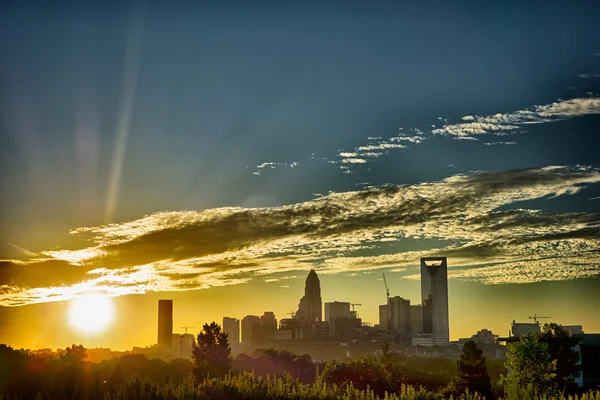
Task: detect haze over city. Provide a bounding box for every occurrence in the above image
[1,0,600,352]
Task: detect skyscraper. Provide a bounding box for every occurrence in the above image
[157,299,173,348]
[388,296,411,336]
[379,304,388,329]
[223,317,240,345]
[410,304,423,333]
[241,315,260,350]
[296,269,322,322]
[421,257,449,345]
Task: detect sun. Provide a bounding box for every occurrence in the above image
[67,294,115,334]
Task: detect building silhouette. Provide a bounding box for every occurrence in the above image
[511,320,541,338]
[223,317,240,345]
[388,296,411,337]
[260,312,277,342]
[157,300,173,348]
[325,302,352,332]
[410,304,423,334]
[421,257,449,345]
[241,315,260,351]
[378,304,388,329]
[296,269,322,322]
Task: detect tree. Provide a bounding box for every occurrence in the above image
[538,323,581,391]
[192,322,232,379]
[501,335,557,398]
[451,340,492,399]
[381,341,392,363]
[318,356,393,397]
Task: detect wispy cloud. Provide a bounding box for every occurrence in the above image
[3,166,600,306]
[484,142,517,146]
[252,161,299,175]
[433,97,600,139]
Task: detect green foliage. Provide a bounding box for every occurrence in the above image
[538,323,582,391]
[386,352,456,390]
[192,322,232,379]
[318,355,396,397]
[501,335,557,398]
[233,348,316,382]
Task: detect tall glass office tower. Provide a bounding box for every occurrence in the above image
[421,257,449,345]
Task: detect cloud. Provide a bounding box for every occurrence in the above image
[252,161,299,175]
[579,74,591,79]
[340,158,367,164]
[433,97,600,139]
[3,166,600,306]
[484,142,517,146]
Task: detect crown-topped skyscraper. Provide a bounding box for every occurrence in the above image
[421,257,449,346]
[296,269,322,322]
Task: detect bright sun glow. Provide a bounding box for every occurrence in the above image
[67,294,115,334]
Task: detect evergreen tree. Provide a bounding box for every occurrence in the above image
[538,323,581,391]
[451,340,492,398]
[192,322,232,379]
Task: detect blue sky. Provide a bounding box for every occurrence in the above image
[1,0,600,348]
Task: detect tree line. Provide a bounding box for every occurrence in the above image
[0,322,589,400]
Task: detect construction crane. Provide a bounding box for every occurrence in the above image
[181,325,196,335]
[350,303,362,312]
[286,311,296,318]
[382,273,391,335]
[529,314,551,324]
[382,273,390,301]
[178,326,197,359]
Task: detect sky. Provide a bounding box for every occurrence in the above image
[1,0,600,350]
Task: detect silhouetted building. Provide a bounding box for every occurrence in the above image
[279,318,304,340]
[333,316,362,337]
[389,296,411,336]
[511,320,541,338]
[410,305,423,333]
[461,329,496,345]
[296,269,322,322]
[157,300,173,349]
[574,334,600,389]
[172,333,194,359]
[241,315,260,350]
[223,317,240,345]
[421,257,449,345]
[563,325,584,336]
[325,302,352,332]
[379,304,388,329]
[260,311,277,343]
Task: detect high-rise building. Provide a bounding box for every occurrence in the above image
[379,304,388,329]
[410,305,423,333]
[389,296,411,336]
[296,269,322,322]
[223,317,240,345]
[421,257,449,345]
[157,299,173,348]
[325,302,351,332]
[260,312,277,342]
[241,315,260,350]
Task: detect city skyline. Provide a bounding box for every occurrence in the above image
[1,0,600,351]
